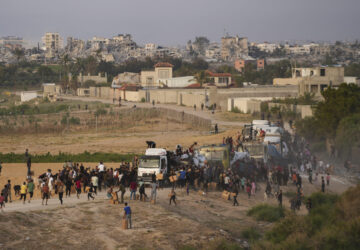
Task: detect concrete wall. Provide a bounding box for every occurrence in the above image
[124,91,139,102]
[77,88,90,96]
[89,87,111,99]
[178,92,206,107]
[228,97,273,113]
[79,73,107,84]
[268,102,313,118]
[21,91,38,102]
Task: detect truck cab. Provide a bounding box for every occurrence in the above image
[137,148,168,182]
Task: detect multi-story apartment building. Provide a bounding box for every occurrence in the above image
[0,36,24,50]
[42,32,63,58]
[273,66,346,97]
[221,35,248,61]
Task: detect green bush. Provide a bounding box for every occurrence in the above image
[231,107,242,113]
[141,97,146,103]
[247,204,285,222]
[257,189,359,249]
[69,117,80,125]
[95,108,107,116]
[241,227,261,242]
[0,151,137,163]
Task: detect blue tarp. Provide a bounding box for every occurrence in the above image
[267,144,283,160]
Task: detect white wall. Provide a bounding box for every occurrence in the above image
[228,97,274,113]
[21,91,38,102]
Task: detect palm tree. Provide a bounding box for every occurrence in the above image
[60,54,71,89]
[13,48,25,63]
[193,70,209,87]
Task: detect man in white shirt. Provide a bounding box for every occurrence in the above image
[98,162,105,172]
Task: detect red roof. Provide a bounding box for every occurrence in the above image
[154,62,174,68]
[119,84,141,91]
[186,83,202,88]
[206,70,232,77]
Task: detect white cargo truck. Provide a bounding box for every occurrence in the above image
[137,148,168,182]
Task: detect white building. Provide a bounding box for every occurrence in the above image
[255,43,280,53]
[21,91,38,102]
[157,76,196,88]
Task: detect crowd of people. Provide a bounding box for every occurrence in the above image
[0,123,340,215]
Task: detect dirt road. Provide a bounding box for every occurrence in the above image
[61,96,248,127]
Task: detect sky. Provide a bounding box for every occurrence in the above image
[1,0,360,47]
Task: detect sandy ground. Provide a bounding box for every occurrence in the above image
[0,176,353,250]
[0,121,241,155]
[0,97,356,250]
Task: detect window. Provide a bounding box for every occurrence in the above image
[218,77,229,84]
[320,84,328,92]
[146,77,153,84]
[320,68,326,76]
[311,85,318,93]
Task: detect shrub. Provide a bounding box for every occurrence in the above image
[0,151,137,163]
[141,97,146,103]
[247,204,285,222]
[69,117,80,125]
[241,227,261,242]
[231,107,242,113]
[95,108,107,116]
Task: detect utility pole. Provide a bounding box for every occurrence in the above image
[95,115,98,134]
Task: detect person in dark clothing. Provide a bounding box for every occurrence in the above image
[88,184,95,200]
[27,157,32,176]
[277,190,283,207]
[65,178,72,197]
[139,183,147,201]
[306,198,312,213]
[321,177,325,192]
[201,103,204,111]
[117,184,126,203]
[233,186,239,206]
[169,189,176,205]
[214,124,218,134]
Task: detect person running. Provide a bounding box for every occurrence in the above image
[91,174,98,195]
[117,183,126,204]
[233,186,239,206]
[246,180,251,198]
[139,183,147,201]
[42,183,50,205]
[0,192,4,211]
[88,183,95,201]
[5,180,12,203]
[20,182,27,204]
[75,179,81,199]
[65,178,73,197]
[169,189,177,205]
[129,181,137,200]
[27,179,35,203]
[123,203,132,229]
[57,180,64,205]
